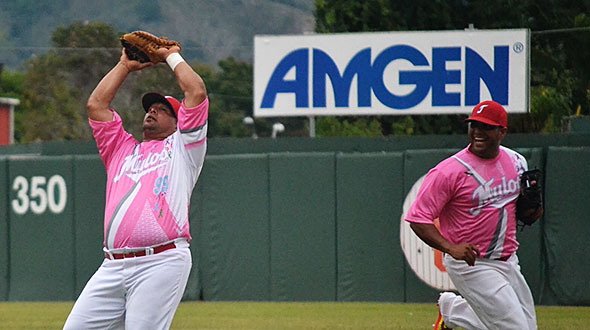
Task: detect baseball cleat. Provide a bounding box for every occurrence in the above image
[433,303,452,330]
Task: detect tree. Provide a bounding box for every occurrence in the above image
[207,57,254,137]
[20,53,86,141]
[16,21,122,142]
[0,68,24,99]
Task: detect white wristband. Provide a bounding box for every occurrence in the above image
[166,53,185,71]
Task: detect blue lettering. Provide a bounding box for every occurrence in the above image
[260,44,511,111]
[372,45,431,109]
[431,47,461,106]
[261,48,309,108]
[465,46,509,105]
[313,48,372,107]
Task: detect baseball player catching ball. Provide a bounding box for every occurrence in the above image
[405,100,542,330]
[63,35,208,329]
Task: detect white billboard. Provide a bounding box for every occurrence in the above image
[254,29,529,117]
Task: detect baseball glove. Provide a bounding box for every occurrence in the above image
[120,31,182,64]
[516,169,543,226]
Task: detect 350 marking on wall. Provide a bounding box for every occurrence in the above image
[11,175,68,215]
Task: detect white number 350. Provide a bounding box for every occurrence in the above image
[11,175,68,215]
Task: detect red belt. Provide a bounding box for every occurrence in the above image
[105,242,176,260]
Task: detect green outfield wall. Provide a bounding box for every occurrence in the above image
[0,136,589,305]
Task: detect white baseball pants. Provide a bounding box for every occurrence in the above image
[440,253,537,330]
[63,245,191,330]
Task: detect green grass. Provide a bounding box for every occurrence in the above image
[0,302,588,329]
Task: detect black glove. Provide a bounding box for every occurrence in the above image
[516,169,543,226]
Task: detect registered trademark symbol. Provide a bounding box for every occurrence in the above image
[513,42,524,53]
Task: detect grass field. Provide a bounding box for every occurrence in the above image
[0,301,588,329]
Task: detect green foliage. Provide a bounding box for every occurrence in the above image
[207,58,254,137]
[316,117,382,137]
[12,21,122,142]
[52,21,121,48]
[383,114,466,136]
[530,8,590,121]
[531,86,573,133]
[391,116,415,136]
[0,69,24,97]
[564,13,590,114]
[316,0,486,33]
[19,53,87,141]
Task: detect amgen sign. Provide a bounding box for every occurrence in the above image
[254,29,529,117]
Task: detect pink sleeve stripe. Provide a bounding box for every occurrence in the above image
[178,97,209,131]
[185,138,206,149]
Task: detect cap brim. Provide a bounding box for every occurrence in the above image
[142,92,175,117]
[464,117,505,128]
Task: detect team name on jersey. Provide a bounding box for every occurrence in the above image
[113,147,171,183]
[470,176,519,215]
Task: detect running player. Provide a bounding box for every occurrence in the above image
[405,100,541,329]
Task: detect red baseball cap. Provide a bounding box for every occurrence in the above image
[464,100,507,128]
[142,92,181,118]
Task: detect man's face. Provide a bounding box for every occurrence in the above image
[467,121,507,159]
[142,102,177,141]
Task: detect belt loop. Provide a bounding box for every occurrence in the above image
[146,247,154,256]
[105,251,114,259]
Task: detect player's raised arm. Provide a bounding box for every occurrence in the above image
[157,46,207,108]
[87,50,153,122]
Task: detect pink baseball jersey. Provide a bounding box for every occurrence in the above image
[405,145,528,260]
[89,98,209,250]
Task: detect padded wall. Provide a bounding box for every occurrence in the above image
[543,147,590,305]
[335,152,405,301]
[72,155,107,296]
[0,145,587,305]
[8,156,75,300]
[198,154,271,301]
[269,153,336,301]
